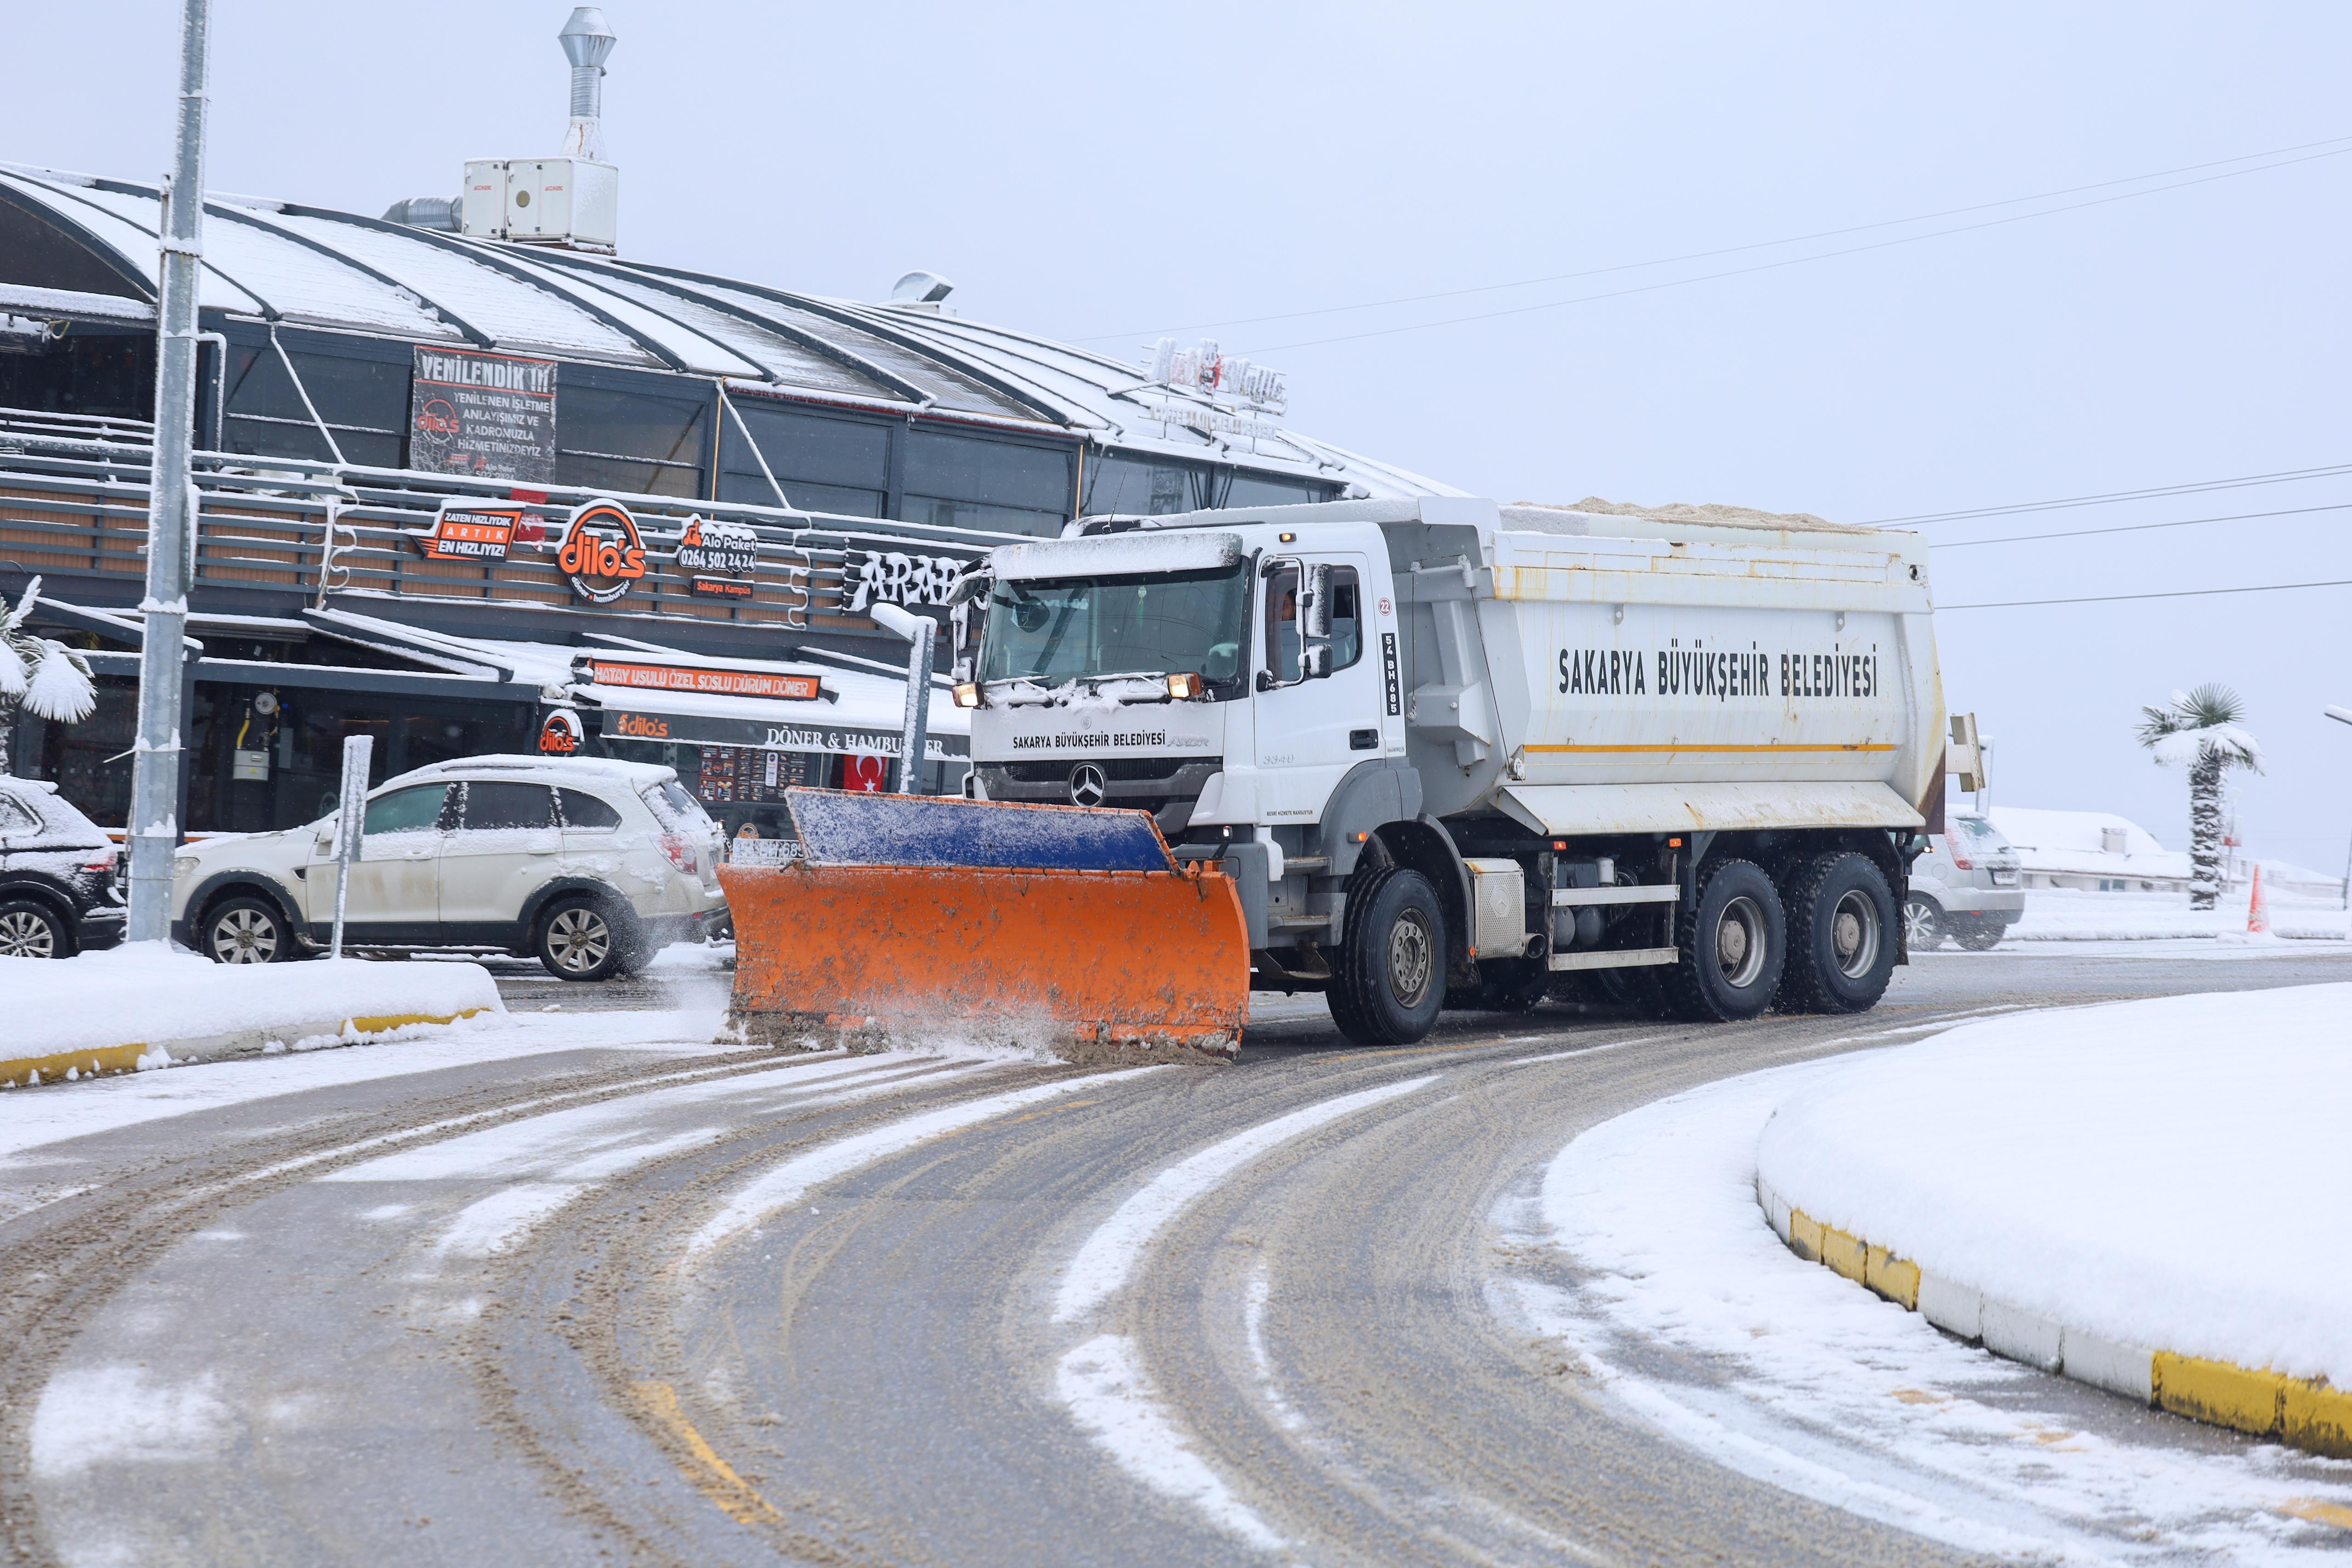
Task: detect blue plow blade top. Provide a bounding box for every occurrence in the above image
[783,788,1177,873]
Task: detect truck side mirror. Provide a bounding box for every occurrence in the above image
[1301,644,1331,679]
[1302,563,1334,641]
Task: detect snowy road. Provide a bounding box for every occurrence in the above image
[4,947,2348,1567]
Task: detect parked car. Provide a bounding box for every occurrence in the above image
[0,776,127,958]
[168,754,727,979]
[1906,810,2025,951]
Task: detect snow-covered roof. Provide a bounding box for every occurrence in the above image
[0,163,1458,501]
[1987,806,2191,879]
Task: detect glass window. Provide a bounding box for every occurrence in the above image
[557,381,708,498]
[903,427,1074,514]
[979,566,1251,687]
[1083,452,1209,517]
[0,795,40,833]
[1222,471,1331,509]
[558,788,622,829]
[220,345,406,467]
[363,784,449,836]
[902,496,1066,538]
[642,779,717,832]
[719,401,891,513]
[458,781,553,830]
[1329,567,1362,669]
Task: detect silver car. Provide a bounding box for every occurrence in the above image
[1906,812,2025,951]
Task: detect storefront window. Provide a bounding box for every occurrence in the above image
[558,380,708,498]
[24,674,136,828]
[1224,470,1332,509]
[1083,452,1209,517]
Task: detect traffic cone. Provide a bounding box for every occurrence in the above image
[2246,864,2270,935]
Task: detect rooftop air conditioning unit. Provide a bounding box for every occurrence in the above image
[456,8,620,252]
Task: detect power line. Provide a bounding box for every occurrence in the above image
[1231,145,2352,357]
[1942,577,2352,610]
[1872,460,2352,526]
[1928,501,2352,549]
[1073,131,2352,345]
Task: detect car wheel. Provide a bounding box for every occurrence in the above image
[204,896,290,964]
[0,897,67,959]
[1902,896,1945,951]
[1953,922,2004,952]
[1661,859,1786,1022]
[1328,866,1446,1045]
[536,894,638,981]
[1776,853,1897,1014]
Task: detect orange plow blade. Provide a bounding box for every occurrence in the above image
[719,790,1250,1061]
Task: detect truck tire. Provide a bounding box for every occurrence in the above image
[1661,859,1785,1022]
[1327,866,1446,1045]
[1777,852,1897,1014]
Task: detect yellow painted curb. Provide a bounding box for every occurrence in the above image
[1774,1200,2352,1460]
[1,1006,492,1089]
[0,1043,152,1087]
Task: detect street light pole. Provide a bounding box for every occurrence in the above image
[125,0,211,944]
[2327,707,2352,911]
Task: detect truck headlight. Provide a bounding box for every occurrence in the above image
[1166,672,1204,700]
[951,682,982,709]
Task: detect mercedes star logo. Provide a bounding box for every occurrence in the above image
[1069,764,1107,808]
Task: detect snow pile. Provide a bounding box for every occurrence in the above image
[2006,886,2347,943]
[7,945,503,1066]
[1756,985,2352,1387]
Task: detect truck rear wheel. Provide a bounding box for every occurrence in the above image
[1328,866,1445,1045]
[1777,852,1896,1014]
[1662,859,1785,1022]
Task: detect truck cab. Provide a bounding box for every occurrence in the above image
[955,496,1944,1045]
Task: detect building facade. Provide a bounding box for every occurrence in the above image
[0,162,1454,840]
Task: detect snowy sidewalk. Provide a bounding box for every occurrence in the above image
[7,946,502,1087]
[1754,985,2352,1459]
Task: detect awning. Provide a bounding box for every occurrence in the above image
[1498,781,1923,838]
[577,672,967,762]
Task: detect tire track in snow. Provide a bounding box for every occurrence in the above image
[1048,1074,1438,1555]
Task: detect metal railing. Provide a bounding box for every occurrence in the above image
[0,406,1021,629]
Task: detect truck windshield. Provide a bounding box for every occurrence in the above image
[979,566,1250,686]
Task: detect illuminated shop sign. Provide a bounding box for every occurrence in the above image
[555,498,648,603]
[587,661,821,701]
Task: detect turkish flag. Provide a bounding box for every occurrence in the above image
[842,753,887,792]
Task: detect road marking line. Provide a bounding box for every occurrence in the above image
[631,1380,782,1526]
[683,1067,1167,1258]
[1052,1075,1438,1324]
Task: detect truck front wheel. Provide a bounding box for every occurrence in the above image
[1328,866,1446,1046]
[1777,852,1897,1013]
[1662,859,1786,1022]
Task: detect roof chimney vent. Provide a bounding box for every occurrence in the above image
[557,7,617,161]
[457,7,620,252]
[887,270,955,311]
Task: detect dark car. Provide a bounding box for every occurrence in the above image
[0,776,127,958]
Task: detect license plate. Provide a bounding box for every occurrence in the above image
[1991,870,2018,886]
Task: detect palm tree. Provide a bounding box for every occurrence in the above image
[0,577,97,776]
[2135,684,2262,910]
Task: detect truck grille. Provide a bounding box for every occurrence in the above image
[996,756,1213,784]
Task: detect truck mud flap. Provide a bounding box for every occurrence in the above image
[719,790,1251,1063]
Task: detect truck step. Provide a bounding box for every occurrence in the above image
[1551,884,1680,906]
[1548,946,1679,972]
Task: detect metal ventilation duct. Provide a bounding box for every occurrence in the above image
[558,7,617,161]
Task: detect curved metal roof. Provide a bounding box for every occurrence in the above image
[0,163,1459,501]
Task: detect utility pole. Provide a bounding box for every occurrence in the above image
[126,0,210,944]
[2327,706,2352,910]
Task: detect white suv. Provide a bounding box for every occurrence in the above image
[169,755,727,980]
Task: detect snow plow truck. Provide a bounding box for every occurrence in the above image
[721,495,1951,1059]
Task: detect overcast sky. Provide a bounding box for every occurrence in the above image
[8,2,2348,871]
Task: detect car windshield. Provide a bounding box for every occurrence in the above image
[978,566,1250,686]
